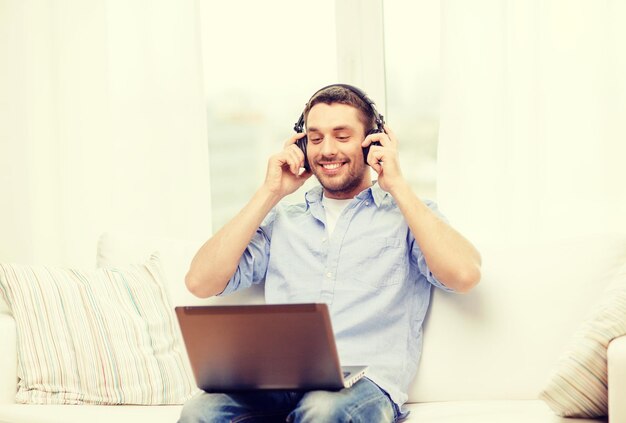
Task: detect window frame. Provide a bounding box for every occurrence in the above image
[334,0,387,114]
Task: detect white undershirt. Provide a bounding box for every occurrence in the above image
[322,195,352,236]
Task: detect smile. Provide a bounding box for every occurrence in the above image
[321,163,344,170]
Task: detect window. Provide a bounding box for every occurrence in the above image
[384,0,441,200]
[200,1,441,230]
[199,1,337,229]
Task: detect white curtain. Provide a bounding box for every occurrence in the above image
[0,0,211,267]
[437,0,626,245]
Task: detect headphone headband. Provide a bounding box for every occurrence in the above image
[294,84,385,133]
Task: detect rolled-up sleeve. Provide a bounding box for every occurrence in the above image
[219,209,276,296]
[410,199,456,293]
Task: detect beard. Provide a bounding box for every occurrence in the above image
[311,156,370,198]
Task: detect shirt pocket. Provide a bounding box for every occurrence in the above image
[343,236,406,289]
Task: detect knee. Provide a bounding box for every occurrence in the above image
[178,395,208,423]
[178,392,230,423]
[289,387,395,423]
[178,403,204,423]
[289,391,352,423]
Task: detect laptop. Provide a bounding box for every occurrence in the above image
[175,303,367,392]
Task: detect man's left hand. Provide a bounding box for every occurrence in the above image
[362,125,406,194]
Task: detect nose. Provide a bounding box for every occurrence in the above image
[319,137,338,157]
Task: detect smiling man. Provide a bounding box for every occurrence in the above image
[306,102,371,197]
[179,84,482,423]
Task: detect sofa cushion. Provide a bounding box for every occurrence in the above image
[0,400,605,423]
[96,231,265,307]
[0,404,184,423]
[0,255,197,405]
[402,400,604,423]
[539,262,626,417]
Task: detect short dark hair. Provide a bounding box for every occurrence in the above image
[303,85,376,132]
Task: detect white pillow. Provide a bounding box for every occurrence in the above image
[0,255,197,405]
[539,262,626,417]
[0,292,8,314]
[96,231,265,307]
[96,231,206,307]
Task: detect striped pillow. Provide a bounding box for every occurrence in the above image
[539,263,626,417]
[0,255,197,404]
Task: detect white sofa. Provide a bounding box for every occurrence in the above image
[1,232,625,423]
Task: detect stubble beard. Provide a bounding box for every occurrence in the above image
[313,159,369,198]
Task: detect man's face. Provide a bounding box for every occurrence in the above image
[306,103,371,199]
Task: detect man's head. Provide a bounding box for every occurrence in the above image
[303,85,377,134]
[303,85,377,199]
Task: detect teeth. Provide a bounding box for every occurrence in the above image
[322,163,342,170]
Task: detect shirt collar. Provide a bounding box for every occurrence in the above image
[365,181,388,207]
[304,181,388,209]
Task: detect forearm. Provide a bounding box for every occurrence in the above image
[185,186,281,298]
[185,134,310,298]
[389,181,481,293]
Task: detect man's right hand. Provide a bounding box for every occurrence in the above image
[262,133,312,199]
[185,133,313,298]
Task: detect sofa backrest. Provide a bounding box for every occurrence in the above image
[96,232,265,307]
[411,234,626,402]
[96,232,626,402]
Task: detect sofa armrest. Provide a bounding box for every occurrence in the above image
[0,313,17,404]
[608,334,626,422]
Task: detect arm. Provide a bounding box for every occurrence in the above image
[388,181,481,293]
[363,126,481,293]
[185,134,311,298]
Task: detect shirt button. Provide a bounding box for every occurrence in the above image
[326,272,332,278]
[365,201,370,206]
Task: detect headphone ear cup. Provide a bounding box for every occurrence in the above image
[295,136,310,171]
[362,129,382,165]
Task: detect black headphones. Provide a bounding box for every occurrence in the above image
[293,83,385,171]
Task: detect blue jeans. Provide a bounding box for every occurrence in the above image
[178,378,399,423]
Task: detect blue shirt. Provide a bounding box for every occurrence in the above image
[220,182,454,406]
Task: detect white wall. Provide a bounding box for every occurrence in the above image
[437,0,626,244]
[0,0,211,267]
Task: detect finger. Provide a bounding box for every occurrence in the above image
[285,146,303,175]
[288,143,306,165]
[366,145,385,168]
[298,168,313,179]
[369,153,383,175]
[383,124,398,145]
[284,132,306,148]
[284,151,298,175]
[362,131,390,148]
[290,144,306,169]
[273,150,296,176]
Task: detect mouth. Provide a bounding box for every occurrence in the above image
[318,161,347,174]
